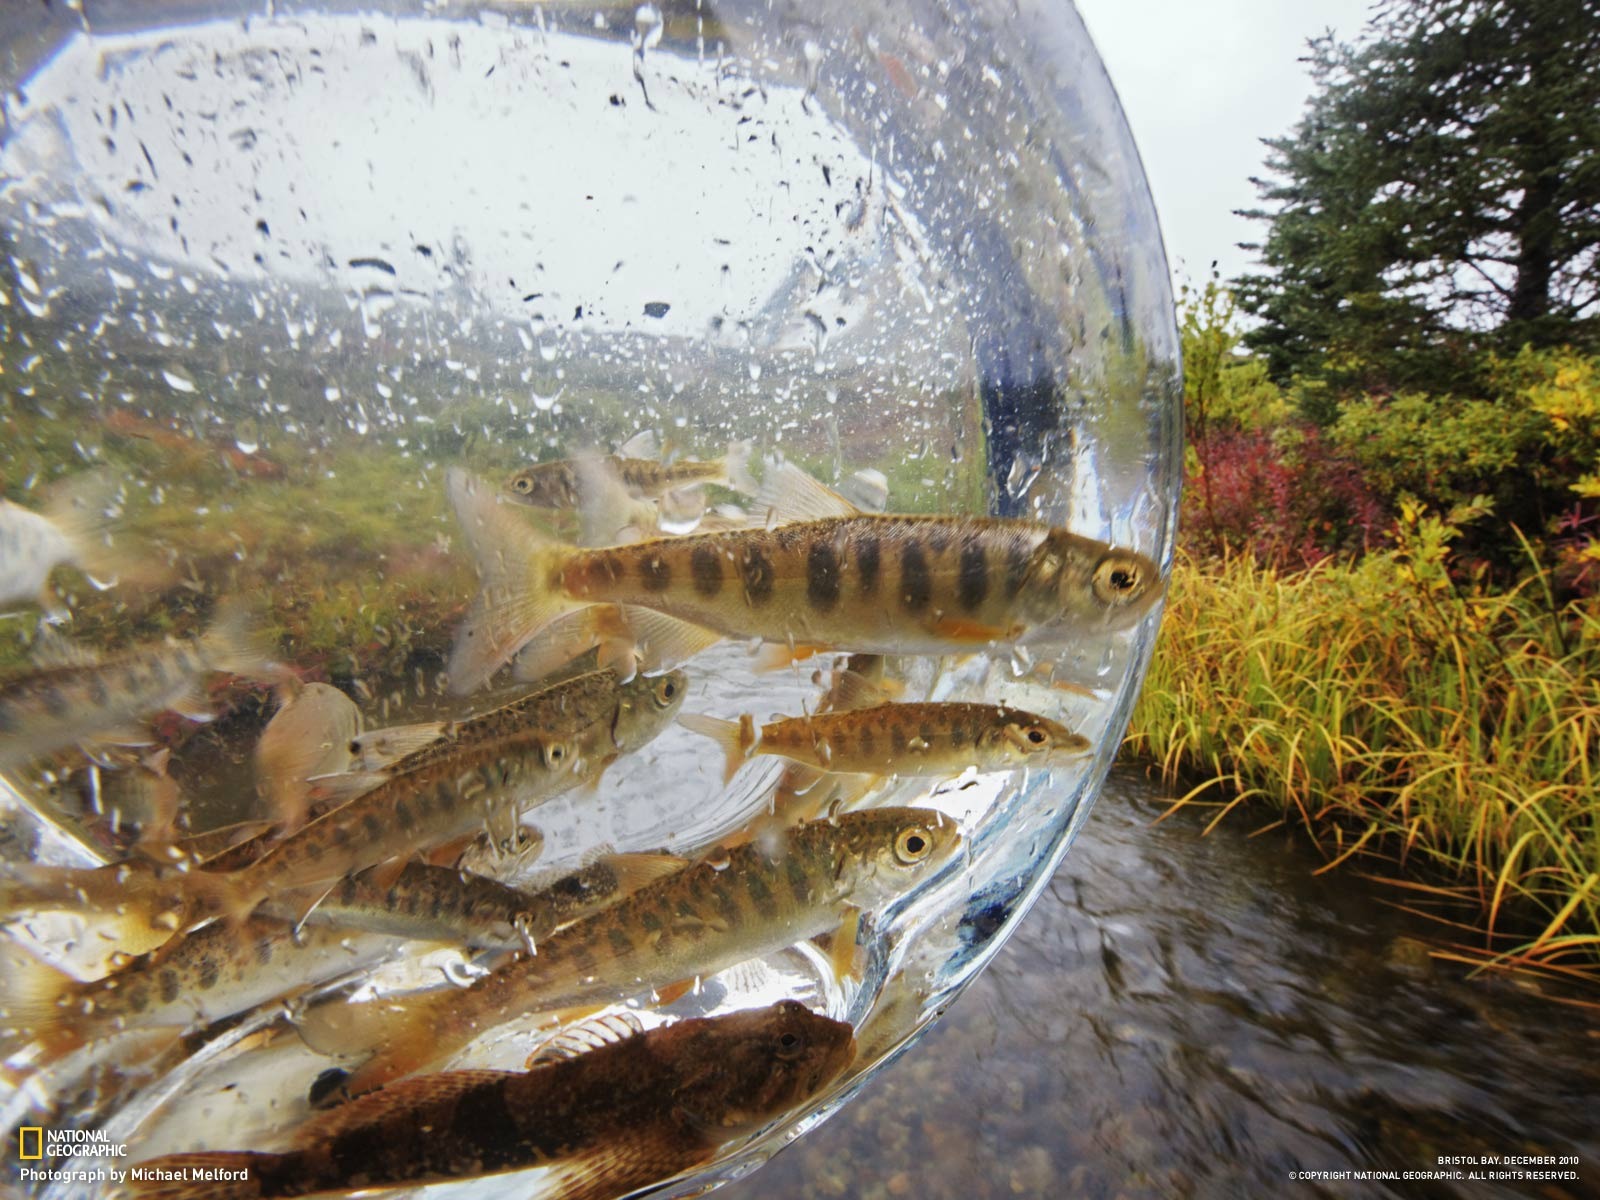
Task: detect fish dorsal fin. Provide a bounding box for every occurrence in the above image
[29,626,100,670]
[615,430,660,460]
[349,722,449,771]
[840,467,890,513]
[591,851,692,895]
[295,1069,519,1146]
[527,1011,645,1066]
[830,668,897,711]
[754,461,860,525]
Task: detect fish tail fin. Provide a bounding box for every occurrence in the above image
[119,1153,267,1199]
[677,713,758,785]
[41,471,151,594]
[0,941,85,1063]
[722,439,758,497]
[446,468,582,695]
[201,597,278,681]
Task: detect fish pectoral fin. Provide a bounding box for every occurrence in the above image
[928,616,1015,643]
[617,607,722,673]
[424,832,480,867]
[653,977,697,1007]
[824,906,864,982]
[754,460,861,523]
[514,606,636,684]
[350,721,449,770]
[752,641,830,672]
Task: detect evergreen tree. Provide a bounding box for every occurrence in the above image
[1235,0,1600,396]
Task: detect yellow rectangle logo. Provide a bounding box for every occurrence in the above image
[18,1127,43,1160]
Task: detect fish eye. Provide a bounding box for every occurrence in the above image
[654,677,678,706]
[894,827,934,864]
[543,740,572,767]
[776,1030,803,1056]
[1024,726,1048,746]
[1093,557,1145,605]
[513,477,531,493]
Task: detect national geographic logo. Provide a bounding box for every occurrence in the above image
[13,1126,127,1158]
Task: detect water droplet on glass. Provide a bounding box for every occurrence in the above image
[161,366,196,394]
[234,418,260,455]
[748,362,762,382]
[531,385,564,412]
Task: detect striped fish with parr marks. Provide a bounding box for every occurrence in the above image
[680,700,1091,785]
[122,1002,855,1200]
[445,465,1160,693]
[295,806,960,1095]
[185,667,687,927]
[0,599,274,771]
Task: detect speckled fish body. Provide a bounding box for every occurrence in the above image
[0,916,410,1064]
[446,467,1160,692]
[0,601,272,770]
[197,668,686,921]
[272,855,680,950]
[505,447,751,509]
[299,807,959,1091]
[123,1001,856,1200]
[683,701,1092,783]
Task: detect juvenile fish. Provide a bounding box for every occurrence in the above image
[123,1001,855,1200]
[0,472,133,613]
[0,599,275,771]
[681,700,1091,785]
[189,668,687,925]
[0,916,412,1066]
[271,853,687,949]
[446,464,1160,692]
[504,439,755,509]
[297,806,959,1093]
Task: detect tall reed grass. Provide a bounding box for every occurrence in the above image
[1127,509,1600,981]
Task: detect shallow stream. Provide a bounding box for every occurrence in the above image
[725,771,1600,1200]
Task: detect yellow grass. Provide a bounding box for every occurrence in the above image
[1127,535,1600,979]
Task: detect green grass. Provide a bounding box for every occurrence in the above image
[1127,519,1600,984]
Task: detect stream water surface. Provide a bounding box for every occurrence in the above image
[723,771,1600,1200]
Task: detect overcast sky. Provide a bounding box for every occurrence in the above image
[1076,0,1376,290]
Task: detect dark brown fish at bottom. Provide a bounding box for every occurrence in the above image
[121,1001,855,1200]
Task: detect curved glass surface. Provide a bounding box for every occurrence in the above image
[0,2,1180,1197]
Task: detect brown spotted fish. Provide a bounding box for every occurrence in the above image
[122,1001,855,1200]
[296,806,959,1094]
[680,700,1091,785]
[0,855,687,1067]
[504,435,755,510]
[0,599,275,771]
[446,463,1161,692]
[189,667,687,926]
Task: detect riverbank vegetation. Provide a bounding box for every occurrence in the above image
[1126,0,1600,983]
